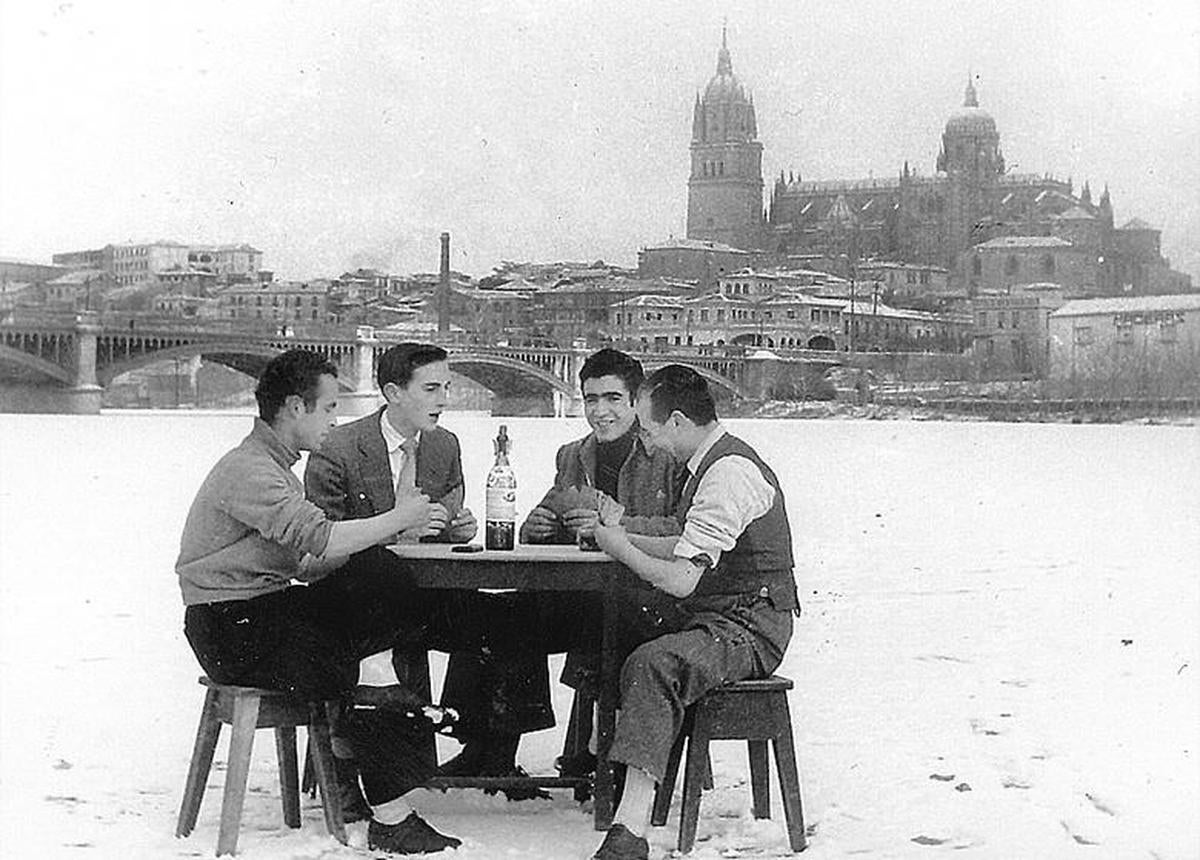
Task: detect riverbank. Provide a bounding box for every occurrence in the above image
[749,398,1199,425]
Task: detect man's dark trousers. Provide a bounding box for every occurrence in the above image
[183,547,555,804]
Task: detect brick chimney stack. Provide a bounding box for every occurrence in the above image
[438,231,450,334]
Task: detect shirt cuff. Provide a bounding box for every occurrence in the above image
[673,536,722,568]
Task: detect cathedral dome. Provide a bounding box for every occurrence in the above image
[944,79,996,137]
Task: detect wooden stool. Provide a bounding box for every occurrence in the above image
[651,675,806,854]
[176,677,347,856]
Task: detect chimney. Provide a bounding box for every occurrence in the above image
[438,231,450,334]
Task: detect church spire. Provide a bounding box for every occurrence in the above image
[716,20,732,76]
[964,72,978,108]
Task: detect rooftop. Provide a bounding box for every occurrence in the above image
[1051,294,1200,317]
[976,236,1074,249]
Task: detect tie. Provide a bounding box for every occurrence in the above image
[396,437,418,498]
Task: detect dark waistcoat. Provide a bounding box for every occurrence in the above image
[678,432,799,612]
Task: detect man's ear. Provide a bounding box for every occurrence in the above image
[283,393,305,417]
[381,381,401,403]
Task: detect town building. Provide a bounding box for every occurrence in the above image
[966,236,1100,295]
[217,280,335,325]
[1048,294,1200,384]
[53,240,265,288]
[533,276,692,347]
[186,244,264,283]
[637,238,750,289]
[857,261,952,299]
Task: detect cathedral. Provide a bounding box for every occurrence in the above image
[685,31,1188,296]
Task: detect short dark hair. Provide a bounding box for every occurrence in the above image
[639,364,717,425]
[580,348,644,400]
[256,349,338,424]
[377,343,448,390]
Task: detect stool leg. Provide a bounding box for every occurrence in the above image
[748,739,770,819]
[217,692,261,856]
[652,728,686,827]
[300,746,316,797]
[770,697,807,852]
[678,716,710,854]
[309,703,348,845]
[275,726,300,829]
[177,687,222,838]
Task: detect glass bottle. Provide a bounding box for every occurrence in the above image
[485,424,517,550]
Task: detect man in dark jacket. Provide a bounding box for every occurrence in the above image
[305,342,555,801]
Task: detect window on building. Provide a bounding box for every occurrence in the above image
[1073,326,1093,345]
[1005,256,1020,276]
[1042,254,1055,276]
[972,256,982,276]
[1160,322,1178,343]
[700,309,709,322]
[1011,310,1020,328]
[997,312,1005,329]
[978,312,988,328]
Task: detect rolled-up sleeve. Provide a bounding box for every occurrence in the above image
[674,456,774,567]
[218,467,333,558]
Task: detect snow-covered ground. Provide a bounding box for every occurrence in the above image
[1,413,1196,859]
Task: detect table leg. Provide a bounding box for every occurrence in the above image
[594,583,617,830]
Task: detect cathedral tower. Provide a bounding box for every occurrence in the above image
[937,77,1005,264]
[686,27,764,251]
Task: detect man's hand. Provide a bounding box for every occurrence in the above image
[522,506,559,540]
[593,522,629,558]
[596,492,625,527]
[392,489,433,535]
[447,507,478,543]
[563,507,600,538]
[427,502,451,536]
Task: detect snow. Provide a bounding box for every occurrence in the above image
[1,413,1197,859]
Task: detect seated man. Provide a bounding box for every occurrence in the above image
[589,365,801,860]
[519,347,683,774]
[177,349,542,855]
[304,342,556,799]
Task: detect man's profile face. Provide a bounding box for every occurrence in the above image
[293,373,340,452]
[583,374,637,442]
[384,360,451,436]
[634,393,674,455]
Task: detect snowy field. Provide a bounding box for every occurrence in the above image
[0,412,1197,860]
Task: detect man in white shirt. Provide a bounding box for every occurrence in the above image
[590,364,800,860]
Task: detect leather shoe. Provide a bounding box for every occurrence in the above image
[592,824,648,860]
[367,812,462,855]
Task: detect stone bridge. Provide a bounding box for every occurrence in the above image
[0,313,845,414]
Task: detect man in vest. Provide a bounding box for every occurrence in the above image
[590,364,800,860]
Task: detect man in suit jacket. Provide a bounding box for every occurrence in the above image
[306,342,556,801]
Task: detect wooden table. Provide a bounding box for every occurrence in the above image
[389,542,624,830]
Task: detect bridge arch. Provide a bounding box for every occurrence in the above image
[640,360,745,400]
[98,340,361,393]
[0,344,74,386]
[445,351,576,400]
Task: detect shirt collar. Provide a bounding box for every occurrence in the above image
[380,409,419,454]
[686,423,727,475]
[250,417,300,467]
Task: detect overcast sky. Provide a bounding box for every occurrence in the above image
[2,0,1198,282]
